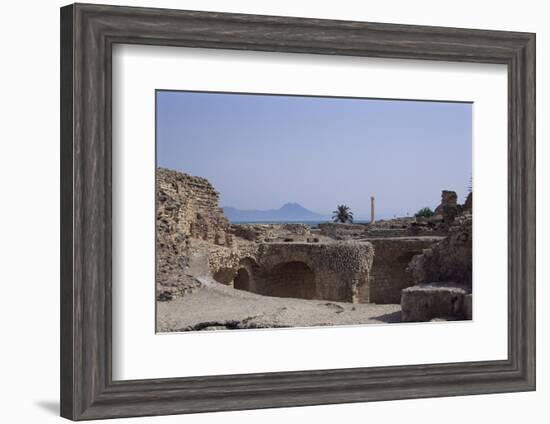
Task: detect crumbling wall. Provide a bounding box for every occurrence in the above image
[207,241,373,303]
[229,223,311,242]
[318,223,368,239]
[258,242,373,302]
[407,213,472,287]
[401,195,473,322]
[156,167,232,298]
[157,167,231,245]
[367,237,443,304]
[433,190,464,229]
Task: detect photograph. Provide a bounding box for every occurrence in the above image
[155,90,473,332]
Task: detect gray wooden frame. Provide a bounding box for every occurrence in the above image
[60,3,536,421]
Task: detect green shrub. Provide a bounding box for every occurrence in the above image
[415,207,435,218]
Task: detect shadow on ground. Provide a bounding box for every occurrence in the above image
[370,310,402,323]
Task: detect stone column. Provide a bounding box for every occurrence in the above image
[370,196,375,224]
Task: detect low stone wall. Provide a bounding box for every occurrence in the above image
[318,223,368,239]
[367,237,443,304]
[229,223,311,242]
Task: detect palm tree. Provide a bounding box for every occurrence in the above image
[332,204,354,223]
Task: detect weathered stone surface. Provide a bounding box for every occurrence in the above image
[156,168,232,297]
[369,217,414,229]
[407,213,472,288]
[402,207,472,322]
[318,222,368,239]
[229,224,275,242]
[401,283,468,322]
[229,223,310,242]
[433,190,462,228]
[368,237,444,304]
[207,241,374,303]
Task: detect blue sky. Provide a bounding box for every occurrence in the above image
[157,91,472,219]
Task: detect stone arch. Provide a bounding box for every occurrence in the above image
[233,257,259,292]
[258,261,316,300]
[233,268,251,291]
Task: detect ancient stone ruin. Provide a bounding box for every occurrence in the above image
[402,193,473,321]
[156,167,472,329]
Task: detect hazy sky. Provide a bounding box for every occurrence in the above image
[157,90,472,219]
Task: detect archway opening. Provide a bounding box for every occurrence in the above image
[234,268,251,291]
[260,261,316,299]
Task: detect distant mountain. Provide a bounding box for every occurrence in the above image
[223,203,327,222]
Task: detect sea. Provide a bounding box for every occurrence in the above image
[231,220,372,229]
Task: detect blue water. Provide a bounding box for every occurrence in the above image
[231,220,371,229]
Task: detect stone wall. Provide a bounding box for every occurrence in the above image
[433,190,464,229]
[367,237,443,304]
[208,241,374,303]
[229,223,311,242]
[319,219,445,240]
[256,261,317,299]
[400,206,473,322]
[157,167,231,245]
[407,213,472,287]
[318,223,368,239]
[259,242,373,302]
[156,167,232,297]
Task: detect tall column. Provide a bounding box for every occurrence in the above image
[370,196,375,224]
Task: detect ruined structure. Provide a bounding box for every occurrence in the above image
[156,168,375,302]
[407,213,472,287]
[433,189,464,229]
[156,167,450,308]
[157,167,472,329]
[156,168,232,299]
[402,194,473,322]
[209,242,373,302]
[368,238,441,304]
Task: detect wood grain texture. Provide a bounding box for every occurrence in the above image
[60,3,536,420]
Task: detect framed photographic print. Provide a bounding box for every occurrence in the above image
[60,3,536,420]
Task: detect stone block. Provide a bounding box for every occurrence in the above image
[401,282,468,322]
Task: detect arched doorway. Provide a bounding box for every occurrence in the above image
[260,261,316,299]
[233,268,251,291]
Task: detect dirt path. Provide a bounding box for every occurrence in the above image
[157,281,401,332]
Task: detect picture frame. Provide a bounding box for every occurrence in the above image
[60,3,535,421]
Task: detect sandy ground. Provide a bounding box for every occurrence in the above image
[157,280,402,332]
